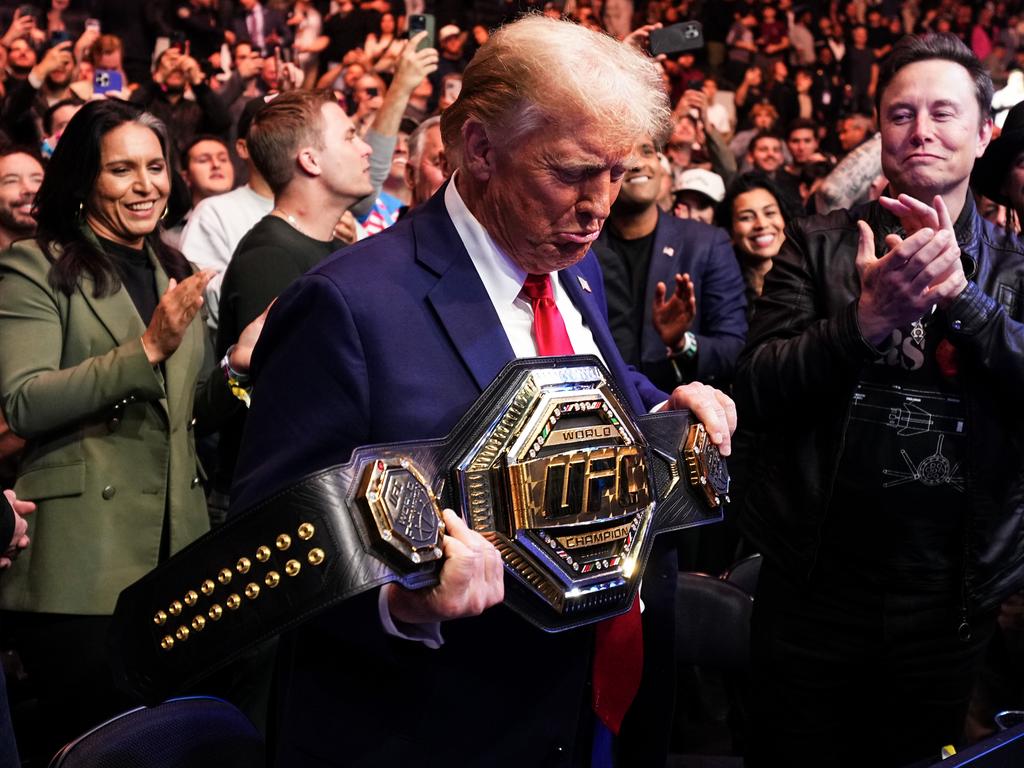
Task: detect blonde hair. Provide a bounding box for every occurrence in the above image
[441,15,671,165]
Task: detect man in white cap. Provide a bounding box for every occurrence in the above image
[672,167,726,225]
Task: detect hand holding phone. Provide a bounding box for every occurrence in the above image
[648,21,704,58]
[408,13,435,52]
[94,68,124,95]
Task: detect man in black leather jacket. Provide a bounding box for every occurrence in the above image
[735,33,1024,768]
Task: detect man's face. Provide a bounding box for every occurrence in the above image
[752,108,775,130]
[239,0,258,10]
[838,118,868,151]
[474,122,628,273]
[261,57,279,89]
[8,40,36,70]
[0,152,43,237]
[614,136,662,213]
[47,52,74,87]
[316,102,374,201]
[673,190,715,224]
[787,128,818,164]
[235,43,259,70]
[795,71,813,94]
[389,132,408,184]
[852,27,868,46]
[406,124,446,206]
[441,35,463,57]
[96,47,121,70]
[749,137,784,173]
[879,59,991,202]
[185,139,234,200]
[48,102,81,141]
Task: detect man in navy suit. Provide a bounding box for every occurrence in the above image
[231,0,292,57]
[596,135,747,393]
[231,16,735,768]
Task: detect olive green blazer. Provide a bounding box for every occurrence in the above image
[0,236,212,615]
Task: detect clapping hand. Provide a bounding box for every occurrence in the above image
[141,270,216,364]
[652,272,696,348]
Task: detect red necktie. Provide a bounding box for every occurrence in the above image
[521,273,644,735]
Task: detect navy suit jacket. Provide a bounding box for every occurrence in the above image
[231,187,667,767]
[597,211,747,389]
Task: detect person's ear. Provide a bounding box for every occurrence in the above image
[297,146,321,177]
[404,158,416,191]
[235,137,249,160]
[461,119,496,182]
[976,117,994,158]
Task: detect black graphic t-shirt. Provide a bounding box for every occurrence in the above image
[821,310,967,591]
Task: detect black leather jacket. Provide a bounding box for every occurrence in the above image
[735,196,1024,618]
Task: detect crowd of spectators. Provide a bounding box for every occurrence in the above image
[0,0,1021,764]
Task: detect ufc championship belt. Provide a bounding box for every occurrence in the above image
[109,356,729,703]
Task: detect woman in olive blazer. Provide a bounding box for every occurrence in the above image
[0,100,260,756]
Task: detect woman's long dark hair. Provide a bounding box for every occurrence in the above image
[34,99,192,297]
[713,171,796,234]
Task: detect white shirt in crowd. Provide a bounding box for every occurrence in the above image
[178,184,274,331]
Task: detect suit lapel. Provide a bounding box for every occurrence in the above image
[417,189,516,392]
[641,213,674,362]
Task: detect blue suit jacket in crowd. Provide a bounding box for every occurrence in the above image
[597,210,747,389]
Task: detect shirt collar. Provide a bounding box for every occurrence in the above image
[444,173,529,309]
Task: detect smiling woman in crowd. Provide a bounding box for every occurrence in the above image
[0,98,264,758]
[716,171,793,310]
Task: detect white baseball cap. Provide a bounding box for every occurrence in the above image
[672,168,726,204]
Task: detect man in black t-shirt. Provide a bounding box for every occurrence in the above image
[213,89,374,503]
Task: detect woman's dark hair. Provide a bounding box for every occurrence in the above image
[34,99,191,297]
[714,171,797,232]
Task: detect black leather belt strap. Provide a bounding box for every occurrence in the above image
[109,356,729,704]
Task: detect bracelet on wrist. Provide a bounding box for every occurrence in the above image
[220,346,251,407]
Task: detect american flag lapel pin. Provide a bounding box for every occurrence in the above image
[663,246,675,258]
[577,275,591,293]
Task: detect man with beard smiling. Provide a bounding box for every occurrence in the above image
[596,134,747,392]
[0,146,43,250]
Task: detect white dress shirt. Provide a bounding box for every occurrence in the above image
[379,176,610,647]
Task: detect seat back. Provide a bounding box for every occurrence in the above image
[48,696,264,768]
[675,572,753,673]
[722,552,763,597]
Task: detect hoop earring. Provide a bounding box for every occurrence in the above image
[160,205,168,222]
[77,201,83,217]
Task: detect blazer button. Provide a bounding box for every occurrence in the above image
[188,417,197,431]
[102,485,116,500]
[191,476,201,489]
[108,416,121,432]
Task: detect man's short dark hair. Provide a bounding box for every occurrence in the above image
[786,118,818,138]
[43,97,85,135]
[876,33,994,124]
[0,142,42,166]
[247,90,337,195]
[181,133,230,169]
[748,130,784,156]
